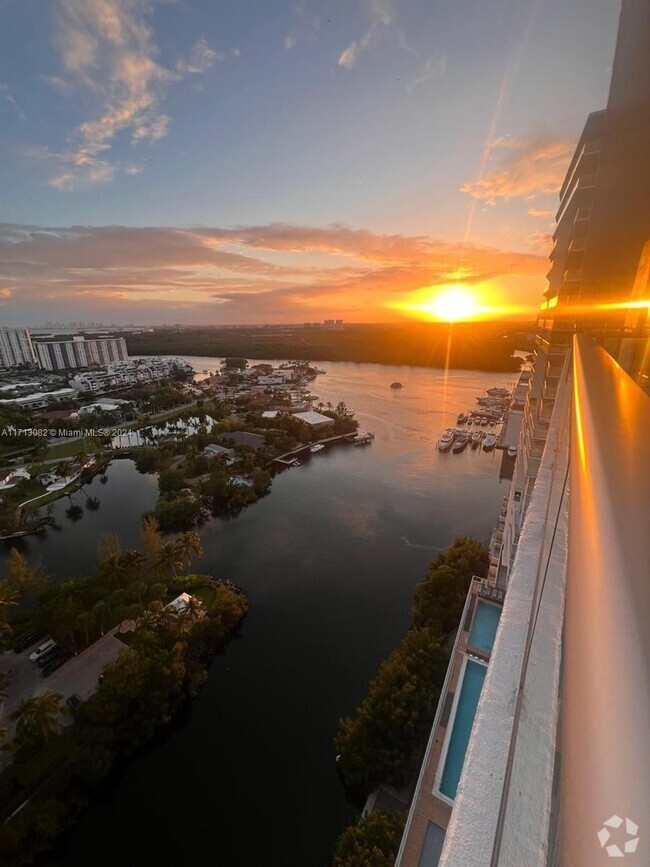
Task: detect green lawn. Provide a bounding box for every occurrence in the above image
[46,436,102,460]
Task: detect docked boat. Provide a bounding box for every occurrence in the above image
[470,431,482,449]
[452,433,469,453]
[507,445,518,458]
[466,417,473,426]
[456,411,468,423]
[354,433,374,446]
[481,417,489,426]
[310,444,325,453]
[438,429,455,452]
[487,387,510,397]
[483,433,497,451]
[390,381,404,389]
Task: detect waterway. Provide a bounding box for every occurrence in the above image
[1,359,514,866]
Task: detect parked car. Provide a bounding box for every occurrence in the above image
[13,630,43,653]
[37,645,64,668]
[42,650,72,677]
[29,639,56,662]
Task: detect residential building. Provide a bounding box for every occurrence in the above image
[0,328,37,367]
[395,3,650,864]
[35,336,128,371]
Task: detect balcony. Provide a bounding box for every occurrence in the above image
[432,338,650,867]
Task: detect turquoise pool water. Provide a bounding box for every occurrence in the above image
[468,600,501,653]
[439,660,487,800]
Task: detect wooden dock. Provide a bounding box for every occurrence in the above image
[269,432,358,467]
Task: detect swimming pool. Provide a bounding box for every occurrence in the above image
[468,600,501,653]
[439,659,487,800]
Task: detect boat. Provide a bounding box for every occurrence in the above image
[310,444,325,453]
[487,387,510,397]
[483,433,497,451]
[456,412,468,423]
[466,417,473,426]
[471,431,482,449]
[481,417,489,426]
[452,433,469,453]
[438,429,455,452]
[354,433,374,446]
[507,445,518,458]
[390,381,404,389]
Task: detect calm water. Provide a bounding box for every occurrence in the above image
[2,360,513,867]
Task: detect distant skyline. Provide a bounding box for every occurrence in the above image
[0,0,621,325]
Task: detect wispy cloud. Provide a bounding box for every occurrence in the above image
[527,207,554,218]
[176,38,224,74]
[338,0,393,68]
[284,35,297,51]
[461,135,575,203]
[406,50,447,93]
[0,222,547,323]
[0,83,26,120]
[36,0,221,191]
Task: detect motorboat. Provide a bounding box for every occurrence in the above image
[487,387,510,397]
[310,444,325,453]
[438,429,455,451]
[471,431,482,449]
[481,417,489,426]
[452,433,469,453]
[466,417,473,426]
[456,412,468,423]
[507,445,518,458]
[483,433,497,451]
[390,382,404,389]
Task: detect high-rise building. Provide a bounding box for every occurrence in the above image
[0,328,37,367]
[34,336,129,371]
[395,3,650,865]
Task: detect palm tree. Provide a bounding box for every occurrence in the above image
[120,548,146,582]
[55,460,72,480]
[76,610,96,647]
[92,600,111,636]
[178,531,203,572]
[74,448,89,471]
[10,692,66,754]
[157,541,184,578]
[103,552,126,587]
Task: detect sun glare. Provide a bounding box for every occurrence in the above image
[424,286,478,322]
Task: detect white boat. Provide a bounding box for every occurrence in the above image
[481,417,489,426]
[438,429,455,452]
[483,433,497,451]
[452,433,469,453]
[310,444,325,453]
[507,445,518,458]
[471,431,482,449]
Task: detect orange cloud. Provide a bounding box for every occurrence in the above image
[0,222,547,323]
[461,135,575,203]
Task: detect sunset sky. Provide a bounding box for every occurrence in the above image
[0,0,620,325]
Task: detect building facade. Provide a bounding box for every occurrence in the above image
[34,336,128,371]
[0,328,37,367]
[396,3,650,865]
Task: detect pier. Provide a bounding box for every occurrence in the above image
[269,432,358,467]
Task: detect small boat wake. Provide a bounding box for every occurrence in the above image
[401,536,440,551]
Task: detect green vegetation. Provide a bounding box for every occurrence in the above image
[333,811,406,867]
[125,323,527,372]
[0,523,247,866]
[332,537,489,862]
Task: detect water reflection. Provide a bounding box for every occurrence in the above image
[2,360,513,867]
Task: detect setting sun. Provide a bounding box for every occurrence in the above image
[422,286,479,322]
